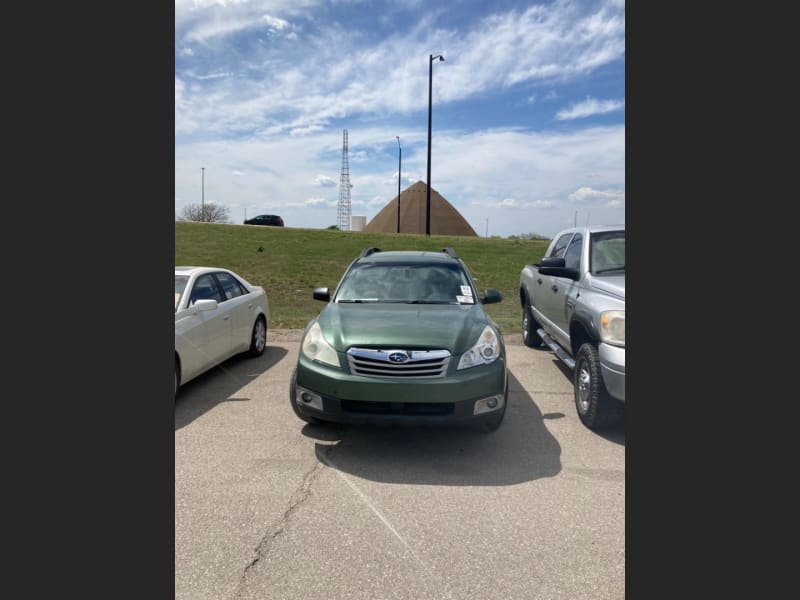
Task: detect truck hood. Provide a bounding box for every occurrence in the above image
[316,303,491,354]
[589,274,625,300]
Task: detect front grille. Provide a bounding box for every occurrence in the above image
[346,347,451,379]
[341,400,454,415]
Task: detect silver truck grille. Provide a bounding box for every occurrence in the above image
[346,347,451,379]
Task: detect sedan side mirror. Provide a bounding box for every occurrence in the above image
[193,299,218,311]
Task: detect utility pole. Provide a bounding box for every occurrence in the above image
[397,136,401,233]
[426,53,444,235]
[201,167,205,222]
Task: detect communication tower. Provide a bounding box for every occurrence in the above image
[336,129,352,231]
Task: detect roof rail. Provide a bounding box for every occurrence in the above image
[360,247,381,258]
[442,247,458,259]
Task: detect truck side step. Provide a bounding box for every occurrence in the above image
[537,329,576,370]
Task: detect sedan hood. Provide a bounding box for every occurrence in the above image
[589,274,625,300]
[317,303,491,354]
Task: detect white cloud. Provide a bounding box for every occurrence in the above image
[525,200,557,209]
[194,71,232,80]
[263,15,289,31]
[487,198,557,209]
[489,198,520,208]
[290,124,325,136]
[313,175,337,187]
[569,186,625,203]
[175,1,624,137]
[556,97,625,120]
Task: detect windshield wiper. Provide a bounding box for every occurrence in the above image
[337,299,378,303]
[595,267,625,274]
[404,300,455,304]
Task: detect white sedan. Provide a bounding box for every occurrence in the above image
[175,266,270,397]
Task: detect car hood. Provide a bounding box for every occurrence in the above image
[589,274,625,300]
[317,303,493,354]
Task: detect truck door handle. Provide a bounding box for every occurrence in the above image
[537,279,542,285]
[551,285,558,292]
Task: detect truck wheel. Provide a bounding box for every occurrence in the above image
[574,343,624,429]
[522,299,543,348]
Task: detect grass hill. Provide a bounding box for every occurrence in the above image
[175,221,550,334]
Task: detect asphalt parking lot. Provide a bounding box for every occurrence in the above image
[175,330,625,600]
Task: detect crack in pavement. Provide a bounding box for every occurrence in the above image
[230,441,338,599]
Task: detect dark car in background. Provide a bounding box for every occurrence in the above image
[244,214,284,227]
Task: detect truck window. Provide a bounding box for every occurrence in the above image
[564,234,583,270]
[548,233,574,258]
[591,231,626,274]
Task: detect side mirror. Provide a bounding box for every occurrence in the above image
[193,299,218,311]
[538,257,579,279]
[482,289,502,304]
[539,256,565,268]
[313,287,331,302]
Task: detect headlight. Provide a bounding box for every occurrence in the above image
[301,321,340,367]
[600,310,625,346]
[457,325,501,370]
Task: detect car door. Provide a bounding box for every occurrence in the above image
[214,271,254,353]
[186,273,232,368]
[535,232,574,333]
[549,233,583,349]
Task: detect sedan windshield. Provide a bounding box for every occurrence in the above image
[335,262,475,304]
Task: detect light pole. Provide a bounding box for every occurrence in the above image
[201,167,205,222]
[426,54,444,236]
[396,136,401,233]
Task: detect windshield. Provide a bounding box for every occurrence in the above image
[335,262,475,305]
[175,275,189,311]
[590,231,625,275]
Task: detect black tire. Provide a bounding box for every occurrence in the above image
[573,343,624,429]
[247,316,267,357]
[289,367,323,424]
[175,357,181,400]
[482,378,509,432]
[522,298,543,348]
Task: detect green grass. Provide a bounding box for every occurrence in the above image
[175,221,550,334]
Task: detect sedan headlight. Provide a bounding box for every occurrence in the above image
[301,321,340,367]
[600,310,625,346]
[457,325,501,370]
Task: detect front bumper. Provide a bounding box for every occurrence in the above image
[599,342,625,403]
[294,352,507,426]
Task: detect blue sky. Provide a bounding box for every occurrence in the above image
[175,0,625,238]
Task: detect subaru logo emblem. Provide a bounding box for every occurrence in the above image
[388,351,410,364]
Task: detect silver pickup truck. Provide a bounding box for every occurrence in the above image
[519,225,625,429]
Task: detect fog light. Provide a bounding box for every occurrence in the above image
[473,394,504,415]
[295,386,324,411]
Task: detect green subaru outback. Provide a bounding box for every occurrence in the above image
[290,247,508,431]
